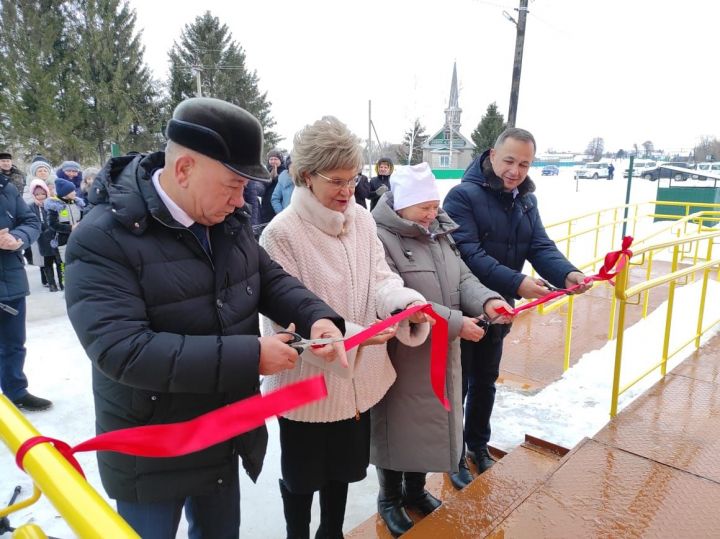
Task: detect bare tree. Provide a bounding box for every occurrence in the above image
[642,140,654,157]
[585,137,604,161]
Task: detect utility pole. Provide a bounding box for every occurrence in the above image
[192,67,202,97]
[506,0,529,128]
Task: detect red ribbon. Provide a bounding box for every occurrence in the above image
[496,236,634,317]
[16,375,327,473]
[344,304,450,410]
[15,304,452,477]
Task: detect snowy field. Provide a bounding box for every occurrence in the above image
[2,165,719,538]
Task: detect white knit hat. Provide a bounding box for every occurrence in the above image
[390,162,440,211]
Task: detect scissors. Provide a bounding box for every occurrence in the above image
[277,331,345,354]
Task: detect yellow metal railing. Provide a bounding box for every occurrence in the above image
[609,231,720,416]
[523,202,720,371]
[0,395,139,538]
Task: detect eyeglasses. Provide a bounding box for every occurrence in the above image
[314,171,359,190]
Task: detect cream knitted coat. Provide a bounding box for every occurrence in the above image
[260,187,428,422]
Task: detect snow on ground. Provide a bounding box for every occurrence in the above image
[1,168,718,538]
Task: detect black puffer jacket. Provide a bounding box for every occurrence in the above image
[64,153,343,503]
[0,175,40,301]
[443,150,577,301]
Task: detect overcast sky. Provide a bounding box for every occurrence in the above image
[129,0,719,155]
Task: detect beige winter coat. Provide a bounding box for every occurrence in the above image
[260,187,428,422]
[370,192,502,473]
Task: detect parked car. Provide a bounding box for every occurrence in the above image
[641,162,694,181]
[542,165,560,176]
[575,162,610,179]
[623,160,657,178]
[692,162,720,180]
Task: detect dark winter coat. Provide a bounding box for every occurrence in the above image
[64,152,344,503]
[45,196,84,247]
[2,166,26,194]
[55,167,83,193]
[260,164,285,224]
[28,202,56,258]
[0,175,40,301]
[443,151,578,301]
[368,175,391,210]
[370,193,501,472]
[354,174,371,208]
[245,180,264,226]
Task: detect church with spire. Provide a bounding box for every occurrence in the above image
[422,63,475,174]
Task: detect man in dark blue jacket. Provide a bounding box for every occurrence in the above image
[64,97,346,539]
[444,128,589,482]
[0,173,52,411]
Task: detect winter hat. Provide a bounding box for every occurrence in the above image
[60,160,81,172]
[55,178,76,198]
[0,152,11,160]
[267,149,283,161]
[31,154,49,163]
[30,178,50,196]
[30,160,52,178]
[390,162,440,211]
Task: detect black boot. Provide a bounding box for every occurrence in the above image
[377,468,413,537]
[402,472,441,516]
[279,479,312,539]
[449,454,473,490]
[467,447,495,473]
[315,481,347,539]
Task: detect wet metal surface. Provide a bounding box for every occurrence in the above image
[487,438,720,538]
[500,261,681,390]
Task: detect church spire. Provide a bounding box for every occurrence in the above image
[444,62,462,133]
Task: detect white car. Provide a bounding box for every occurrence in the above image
[623,160,657,178]
[692,162,720,180]
[575,162,610,179]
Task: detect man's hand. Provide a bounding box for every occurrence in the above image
[459,317,485,342]
[258,323,300,375]
[0,229,23,251]
[406,301,436,326]
[309,318,348,368]
[483,298,514,323]
[517,276,553,299]
[565,271,592,294]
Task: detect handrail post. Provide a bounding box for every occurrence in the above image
[610,263,631,417]
[563,295,574,372]
[661,245,680,376]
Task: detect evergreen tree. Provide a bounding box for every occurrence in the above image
[0,0,83,162]
[74,0,161,165]
[168,11,279,150]
[470,102,506,157]
[396,119,427,165]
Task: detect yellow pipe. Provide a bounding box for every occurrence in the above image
[660,246,680,376]
[0,486,41,519]
[608,291,617,341]
[610,264,631,418]
[12,524,47,539]
[0,396,140,538]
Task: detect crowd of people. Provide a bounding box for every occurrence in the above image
[0,97,589,539]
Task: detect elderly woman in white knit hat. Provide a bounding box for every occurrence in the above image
[370,162,513,536]
[260,116,433,539]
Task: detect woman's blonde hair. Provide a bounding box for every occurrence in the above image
[290,116,364,187]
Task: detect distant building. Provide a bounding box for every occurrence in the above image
[422,63,475,174]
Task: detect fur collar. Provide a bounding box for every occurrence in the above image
[290,186,356,237]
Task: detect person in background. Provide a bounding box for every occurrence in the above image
[0,152,26,194]
[443,127,590,474]
[27,179,61,292]
[45,178,85,288]
[0,172,52,411]
[370,163,513,535]
[607,162,615,180]
[80,166,100,207]
[368,157,394,210]
[271,155,295,213]
[261,116,432,539]
[63,97,346,539]
[55,161,83,195]
[354,169,371,208]
[260,149,285,224]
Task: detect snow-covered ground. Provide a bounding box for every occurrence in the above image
[1,167,719,538]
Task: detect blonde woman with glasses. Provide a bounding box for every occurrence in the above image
[261,116,432,539]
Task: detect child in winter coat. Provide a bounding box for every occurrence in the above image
[28,179,62,291]
[45,178,85,285]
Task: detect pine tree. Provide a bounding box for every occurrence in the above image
[396,119,427,165]
[0,0,82,162]
[74,0,161,165]
[167,11,279,150]
[470,102,506,157]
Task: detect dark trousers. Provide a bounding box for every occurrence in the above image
[43,254,63,288]
[461,328,505,453]
[116,471,240,539]
[0,298,28,401]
